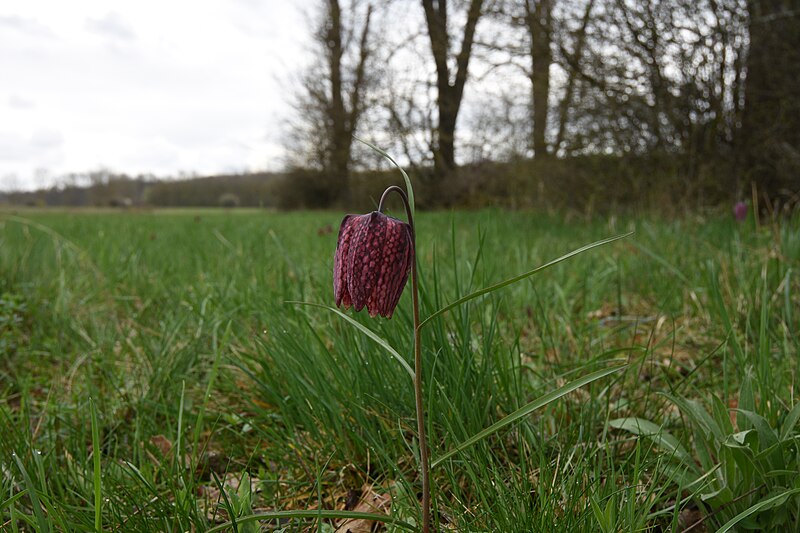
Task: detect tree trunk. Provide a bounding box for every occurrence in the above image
[326,0,349,191]
[526,0,553,158]
[437,94,458,174]
[323,0,373,201]
[422,0,485,177]
[739,0,800,196]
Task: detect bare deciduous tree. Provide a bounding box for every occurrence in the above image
[284,0,796,206]
[740,1,800,196]
[421,0,486,176]
[552,0,593,155]
[288,0,376,202]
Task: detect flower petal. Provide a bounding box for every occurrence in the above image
[333,214,361,309]
[366,219,413,318]
[347,212,386,313]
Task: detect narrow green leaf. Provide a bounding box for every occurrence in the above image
[354,137,414,216]
[89,397,102,532]
[722,433,758,485]
[758,265,770,382]
[716,488,800,533]
[590,495,610,532]
[210,471,239,531]
[629,240,689,284]
[0,491,26,513]
[660,462,719,492]
[192,320,230,465]
[710,394,734,436]
[780,400,800,441]
[604,497,616,529]
[176,380,186,470]
[12,453,50,533]
[663,393,724,444]
[121,462,159,497]
[607,417,693,465]
[707,263,745,364]
[205,509,416,532]
[693,427,716,472]
[420,232,633,329]
[289,301,414,379]
[432,364,626,468]
[734,409,779,451]
[738,372,756,431]
[735,408,783,470]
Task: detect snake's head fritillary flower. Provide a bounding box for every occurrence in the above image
[733,201,748,222]
[334,211,414,318]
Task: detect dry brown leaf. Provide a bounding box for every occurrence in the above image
[678,506,707,532]
[150,434,172,456]
[335,484,391,533]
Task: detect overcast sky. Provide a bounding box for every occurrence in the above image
[0,0,315,190]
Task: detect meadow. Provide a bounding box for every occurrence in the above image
[1,206,799,532]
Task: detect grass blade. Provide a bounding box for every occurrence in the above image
[432,364,627,468]
[420,232,633,329]
[629,239,689,284]
[0,491,26,513]
[176,380,186,470]
[780,400,800,441]
[192,321,230,464]
[12,453,50,533]
[608,417,693,464]
[716,488,800,533]
[89,397,102,532]
[289,301,414,379]
[355,137,415,215]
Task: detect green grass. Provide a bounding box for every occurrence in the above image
[0,206,798,531]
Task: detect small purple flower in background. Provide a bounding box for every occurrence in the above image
[334,211,414,318]
[733,201,748,222]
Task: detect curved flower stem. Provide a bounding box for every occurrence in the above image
[378,185,431,533]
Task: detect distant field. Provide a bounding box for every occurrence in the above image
[1,207,799,531]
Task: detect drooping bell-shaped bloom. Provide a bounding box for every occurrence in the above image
[733,201,748,222]
[334,211,414,318]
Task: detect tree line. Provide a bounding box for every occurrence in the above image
[5,1,796,212]
[288,0,800,208]
[0,171,282,209]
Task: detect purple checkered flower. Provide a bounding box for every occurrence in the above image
[334,211,414,318]
[733,201,747,222]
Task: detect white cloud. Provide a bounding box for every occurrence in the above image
[0,15,55,38]
[30,128,64,149]
[8,94,36,109]
[85,11,136,42]
[0,0,315,190]
[0,128,64,168]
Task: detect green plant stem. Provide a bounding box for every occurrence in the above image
[412,254,431,533]
[379,185,431,533]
